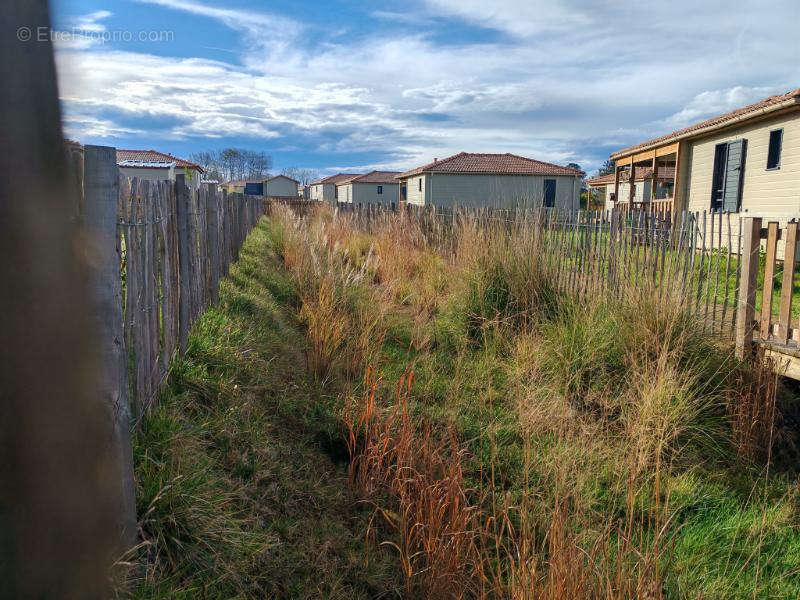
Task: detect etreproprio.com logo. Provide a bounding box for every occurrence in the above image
[17,26,174,44]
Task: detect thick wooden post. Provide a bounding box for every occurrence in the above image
[650,153,658,203]
[175,174,191,354]
[736,217,762,359]
[777,222,798,345]
[1,3,132,596]
[83,145,137,544]
[628,164,636,205]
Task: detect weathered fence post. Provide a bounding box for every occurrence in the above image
[607,208,619,292]
[83,145,138,549]
[175,174,191,354]
[736,217,762,359]
[207,184,221,306]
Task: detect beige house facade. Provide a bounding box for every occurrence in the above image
[309,173,360,203]
[610,88,800,220]
[396,153,583,210]
[264,175,299,198]
[335,171,401,207]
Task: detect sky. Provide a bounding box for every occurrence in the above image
[51,0,800,177]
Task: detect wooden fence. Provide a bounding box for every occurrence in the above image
[317,201,800,378]
[73,144,264,419]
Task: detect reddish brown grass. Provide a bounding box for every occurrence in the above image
[730,346,780,463]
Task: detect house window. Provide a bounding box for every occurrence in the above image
[543,179,556,208]
[418,178,422,192]
[377,185,383,194]
[334,186,338,200]
[767,129,783,170]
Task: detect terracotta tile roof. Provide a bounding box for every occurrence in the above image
[612,88,800,158]
[396,152,584,179]
[311,173,361,185]
[341,171,401,185]
[116,149,204,172]
[586,173,615,186]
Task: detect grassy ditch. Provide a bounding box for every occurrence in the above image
[117,222,402,599]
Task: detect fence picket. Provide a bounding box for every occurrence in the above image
[760,222,779,340]
[777,222,798,345]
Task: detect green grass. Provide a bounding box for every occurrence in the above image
[120,221,401,599]
[544,225,800,323]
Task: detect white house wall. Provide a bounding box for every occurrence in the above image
[119,165,175,183]
[616,180,651,204]
[404,175,427,206]
[309,183,333,202]
[336,183,354,203]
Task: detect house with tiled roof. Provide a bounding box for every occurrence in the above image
[588,167,676,211]
[309,173,361,203]
[335,171,401,207]
[608,87,800,218]
[395,152,584,209]
[117,149,204,191]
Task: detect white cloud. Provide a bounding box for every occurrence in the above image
[660,86,781,129]
[422,0,592,37]
[55,0,800,174]
[70,10,113,33]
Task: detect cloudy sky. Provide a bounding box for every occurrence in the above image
[52,0,800,176]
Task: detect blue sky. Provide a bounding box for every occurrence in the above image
[52,0,800,177]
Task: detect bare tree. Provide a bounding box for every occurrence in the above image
[191,148,273,182]
[597,159,615,176]
[281,167,319,186]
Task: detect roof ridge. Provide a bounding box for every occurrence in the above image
[396,151,582,179]
[613,86,800,158]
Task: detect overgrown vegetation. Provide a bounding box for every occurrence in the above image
[267,204,800,599]
[122,206,800,598]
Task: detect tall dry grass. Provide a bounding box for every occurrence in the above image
[270,205,389,380]
[270,204,787,599]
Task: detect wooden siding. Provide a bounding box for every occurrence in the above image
[309,183,332,202]
[405,175,427,206]
[685,111,800,217]
[616,180,651,205]
[337,183,354,203]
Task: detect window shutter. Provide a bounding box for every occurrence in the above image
[723,139,747,212]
